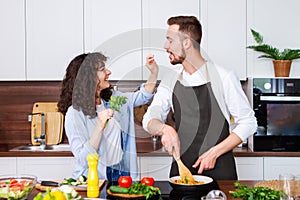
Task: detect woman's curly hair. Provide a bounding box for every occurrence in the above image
[58,52,112,117]
[72,52,112,118]
[58,53,88,115]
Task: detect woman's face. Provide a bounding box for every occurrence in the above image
[96,63,111,91]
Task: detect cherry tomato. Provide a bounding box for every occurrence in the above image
[9,179,18,184]
[140,177,154,186]
[118,176,132,188]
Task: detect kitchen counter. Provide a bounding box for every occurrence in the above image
[1,138,300,157]
[27,180,259,199]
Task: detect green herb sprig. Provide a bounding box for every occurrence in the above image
[106,96,127,126]
[128,182,161,200]
[229,182,285,200]
[109,96,127,113]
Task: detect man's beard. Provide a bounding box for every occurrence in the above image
[169,49,186,65]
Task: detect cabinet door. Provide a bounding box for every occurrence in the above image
[0,157,17,175]
[201,0,247,80]
[26,0,84,80]
[142,0,199,80]
[84,0,142,80]
[17,157,74,180]
[0,0,26,80]
[264,157,300,180]
[139,156,172,180]
[247,0,300,78]
[235,157,263,180]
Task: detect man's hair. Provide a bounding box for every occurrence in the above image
[167,16,202,48]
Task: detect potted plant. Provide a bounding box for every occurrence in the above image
[247,29,300,77]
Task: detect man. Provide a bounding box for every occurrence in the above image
[142,16,257,180]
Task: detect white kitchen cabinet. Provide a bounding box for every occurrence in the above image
[139,156,172,180]
[235,157,263,180]
[247,0,300,78]
[142,0,200,80]
[0,0,26,80]
[0,157,17,175]
[17,157,74,180]
[26,0,84,80]
[84,0,142,80]
[201,0,247,80]
[264,157,300,180]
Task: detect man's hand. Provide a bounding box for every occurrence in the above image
[192,147,218,174]
[160,125,180,159]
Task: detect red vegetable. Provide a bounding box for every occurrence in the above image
[140,177,154,186]
[118,176,132,188]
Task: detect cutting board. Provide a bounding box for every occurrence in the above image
[31,102,64,145]
[36,180,105,191]
[106,189,145,199]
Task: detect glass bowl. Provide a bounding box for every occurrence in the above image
[0,174,37,200]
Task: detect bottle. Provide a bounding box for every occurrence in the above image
[87,153,99,198]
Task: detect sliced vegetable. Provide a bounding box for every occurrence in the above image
[118,176,132,188]
[61,175,87,186]
[109,185,129,194]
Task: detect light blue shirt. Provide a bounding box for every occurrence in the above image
[65,84,153,180]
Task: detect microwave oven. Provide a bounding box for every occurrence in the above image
[249,78,300,152]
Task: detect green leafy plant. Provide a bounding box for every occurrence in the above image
[106,96,127,126]
[247,29,300,60]
[109,96,127,113]
[229,182,285,200]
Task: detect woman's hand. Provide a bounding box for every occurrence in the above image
[146,54,159,76]
[144,54,159,94]
[97,108,114,130]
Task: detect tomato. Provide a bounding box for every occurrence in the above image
[140,177,154,186]
[9,179,18,184]
[118,176,132,188]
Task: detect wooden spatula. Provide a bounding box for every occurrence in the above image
[172,149,195,184]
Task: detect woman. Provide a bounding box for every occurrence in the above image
[58,52,158,181]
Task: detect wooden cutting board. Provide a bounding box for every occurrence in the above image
[36,180,105,191]
[31,102,64,145]
[106,189,145,199]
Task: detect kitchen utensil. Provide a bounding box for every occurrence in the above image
[172,148,195,183]
[31,102,64,145]
[169,175,213,191]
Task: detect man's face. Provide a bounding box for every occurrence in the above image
[164,24,186,65]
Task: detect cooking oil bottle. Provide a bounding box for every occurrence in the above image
[87,153,99,198]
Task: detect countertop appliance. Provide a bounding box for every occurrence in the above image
[250,78,300,152]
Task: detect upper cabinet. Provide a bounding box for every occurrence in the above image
[142,0,200,80]
[26,0,84,80]
[0,0,26,80]
[247,0,300,78]
[84,0,142,80]
[201,0,247,80]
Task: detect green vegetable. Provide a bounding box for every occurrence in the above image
[109,96,127,113]
[128,182,161,200]
[106,96,127,126]
[61,175,87,186]
[109,185,129,194]
[229,182,284,200]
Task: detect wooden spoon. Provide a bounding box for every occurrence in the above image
[172,149,195,183]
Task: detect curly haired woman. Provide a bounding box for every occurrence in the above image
[58,52,158,181]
